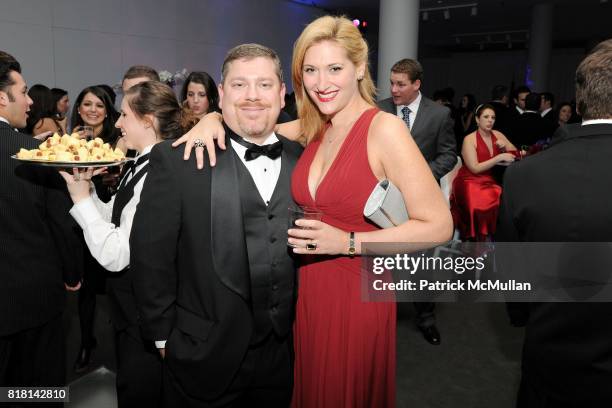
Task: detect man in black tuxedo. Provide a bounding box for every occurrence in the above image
[508,92,557,148]
[539,92,556,125]
[378,58,456,345]
[496,43,612,407]
[131,43,301,407]
[0,51,82,392]
[511,85,531,117]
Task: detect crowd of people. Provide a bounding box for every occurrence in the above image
[1,12,611,408]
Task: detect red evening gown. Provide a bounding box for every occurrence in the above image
[450,130,503,240]
[291,108,396,408]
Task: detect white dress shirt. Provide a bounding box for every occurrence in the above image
[69,145,153,273]
[540,107,553,118]
[395,91,422,130]
[0,115,17,131]
[230,132,282,205]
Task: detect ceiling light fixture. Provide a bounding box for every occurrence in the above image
[420,3,478,21]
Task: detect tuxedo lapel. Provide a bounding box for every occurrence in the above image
[210,131,251,302]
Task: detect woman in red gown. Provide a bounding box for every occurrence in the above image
[451,103,519,241]
[285,16,453,407]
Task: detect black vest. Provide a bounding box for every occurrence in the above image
[233,150,296,343]
[106,164,149,331]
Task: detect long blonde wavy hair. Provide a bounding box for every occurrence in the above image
[292,15,377,143]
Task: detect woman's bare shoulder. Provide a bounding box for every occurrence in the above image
[369,111,409,143]
[463,131,477,143]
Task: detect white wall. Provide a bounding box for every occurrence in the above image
[0,0,321,110]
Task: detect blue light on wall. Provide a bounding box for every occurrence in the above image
[525,65,534,89]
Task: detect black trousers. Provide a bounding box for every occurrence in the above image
[414,302,436,328]
[77,279,97,349]
[0,314,65,408]
[163,331,293,408]
[517,375,577,408]
[77,252,109,349]
[115,326,163,408]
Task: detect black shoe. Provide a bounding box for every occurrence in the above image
[419,325,441,345]
[73,343,96,373]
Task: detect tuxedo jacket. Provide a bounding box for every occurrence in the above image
[541,109,557,125]
[508,111,557,147]
[0,122,82,336]
[131,132,302,401]
[378,96,457,180]
[496,123,612,404]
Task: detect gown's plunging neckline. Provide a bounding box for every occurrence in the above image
[307,109,375,202]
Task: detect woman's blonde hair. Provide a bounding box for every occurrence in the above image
[292,15,376,143]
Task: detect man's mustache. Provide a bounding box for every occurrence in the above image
[238,103,270,109]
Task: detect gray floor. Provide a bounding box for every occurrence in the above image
[63,294,524,408]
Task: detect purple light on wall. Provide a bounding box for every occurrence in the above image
[353,19,360,26]
[525,65,534,88]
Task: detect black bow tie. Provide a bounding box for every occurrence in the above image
[118,153,149,189]
[229,133,282,161]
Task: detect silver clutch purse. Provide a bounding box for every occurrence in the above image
[363,179,409,228]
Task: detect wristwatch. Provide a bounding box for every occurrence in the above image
[348,231,356,258]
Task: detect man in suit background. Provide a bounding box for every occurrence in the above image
[378,58,456,182]
[508,92,557,148]
[539,92,556,124]
[0,51,82,391]
[513,86,531,115]
[378,58,456,345]
[496,41,612,407]
[131,43,301,407]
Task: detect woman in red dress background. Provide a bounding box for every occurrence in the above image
[286,16,452,407]
[451,103,519,241]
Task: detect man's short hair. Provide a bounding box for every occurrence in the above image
[513,85,531,99]
[390,58,423,83]
[524,92,540,111]
[0,51,21,99]
[491,85,508,101]
[122,65,160,82]
[575,44,612,120]
[221,43,283,84]
[541,92,555,107]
